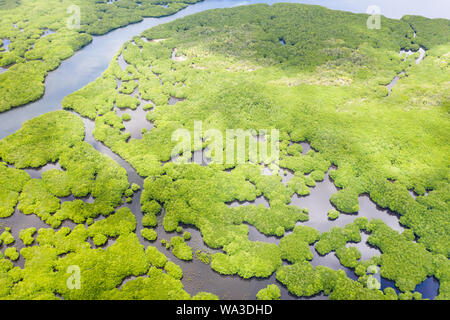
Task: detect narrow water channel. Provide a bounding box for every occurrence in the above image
[387,46,427,95]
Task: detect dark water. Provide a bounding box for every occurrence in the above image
[381,276,439,300]
[0,0,444,299]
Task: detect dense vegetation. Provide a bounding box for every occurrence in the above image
[0,0,203,112]
[256,284,280,300]
[1,3,449,300]
[61,3,450,299]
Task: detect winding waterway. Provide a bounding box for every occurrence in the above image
[1,0,449,139]
[0,0,445,300]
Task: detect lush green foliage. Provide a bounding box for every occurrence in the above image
[256,284,281,300]
[366,219,438,292]
[0,111,84,168]
[0,219,209,299]
[402,15,450,49]
[19,227,36,246]
[0,111,132,227]
[0,162,30,218]
[170,236,193,261]
[0,0,203,112]
[195,250,211,265]
[0,228,15,246]
[141,228,158,241]
[315,218,367,255]
[61,3,449,299]
[4,247,19,261]
[146,245,168,268]
[328,209,340,221]
[277,262,398,300]
[279,226,319,263]
[164,261,183,280]
[1,2,449,300]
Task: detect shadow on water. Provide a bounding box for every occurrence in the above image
[381,276,439,299]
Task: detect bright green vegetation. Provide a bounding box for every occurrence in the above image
[0,0,204,112]
[139,164,305,277]
[59,3,450,299]
[328,209,340,221]
[102,267,190,300]
[164,261,183,280]
[0,111,84,168]
[335,247,361,269]
[195,250,211,265]
[0,110,215,299]
[146,245,168,268]
[141,228,158,241]
[276,262,397,300]
[256,284,281,300]
[279,226,319,263]
[169,236,193,261]
[88,207,137,246]
[124,189,134,198]
[0,228,15,246]
[19,227,36,246]
[366,219,443,293]
[315,218,367,256]
[131,183,141,192]
[1,3,449,300]
[121,113,132,122]
[0,111,132,228]
[0,209,212,299]
[183,232,191,240]
[0,162,30,218]
[4,247,19,261]
[402,15,450,49]
[211,239,282,279]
